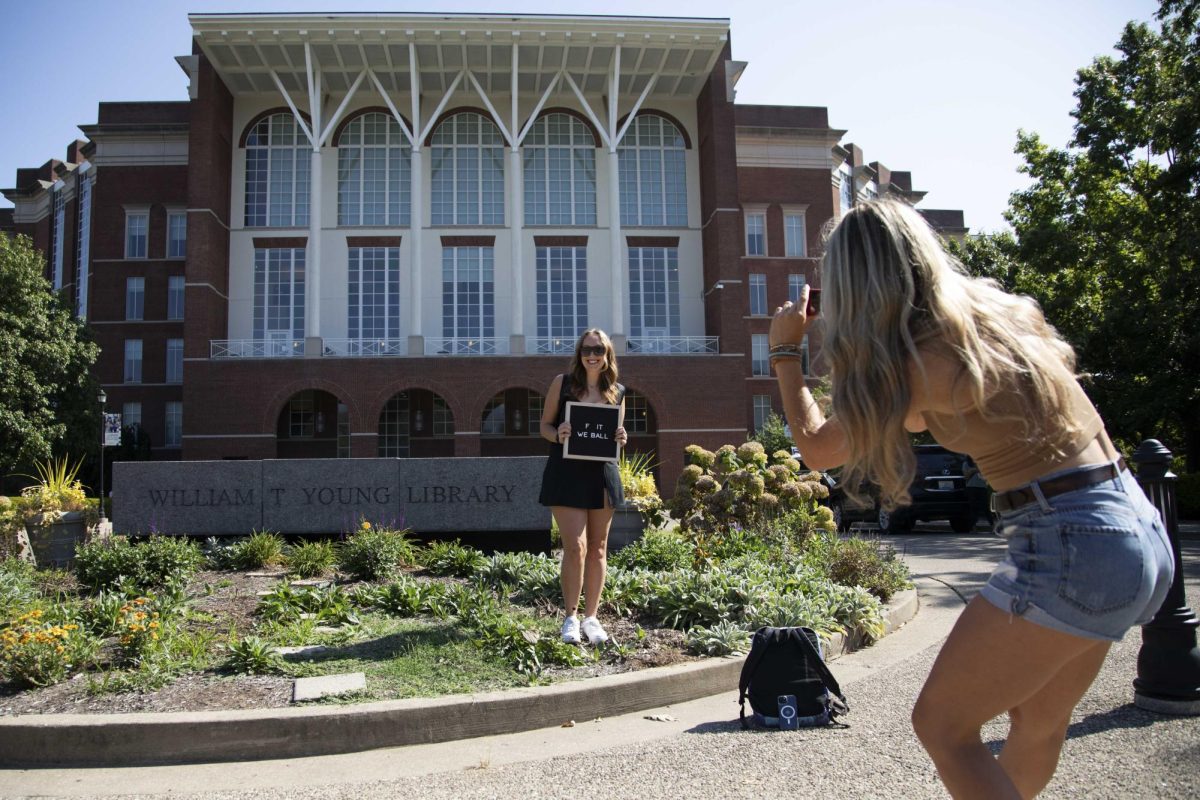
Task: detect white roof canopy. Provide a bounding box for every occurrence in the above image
[189,13,730,100]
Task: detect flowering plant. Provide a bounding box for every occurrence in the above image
[618,451,668,530]
[0,609,93,687]
[117,597,162,661]
[19,457,90,520]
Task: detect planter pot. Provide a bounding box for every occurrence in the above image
[608,504,646,551]
[25,511,88,569]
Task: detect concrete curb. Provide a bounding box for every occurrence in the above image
[0,590,918,768]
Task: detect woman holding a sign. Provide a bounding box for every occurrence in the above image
[538,329,628,646]
[770,199,1173,799]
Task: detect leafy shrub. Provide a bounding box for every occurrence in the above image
[0,608,95,687]
[422,540,487,577]
[619,451,668,530]
[808,534,911,602]
[337,524,416,580]
[667,441,830,535]
[477,552,560,604]
[372,576,445,617]
[224,635,281,675]
[74,536,143,591]
[686,620,751,656]
[750,412,794,457]
[256,584,358,626]
[610,529,694,572]
[115,596,163,662]
[74,535,203,592]
[0,558,41,619]
[285,540,336,578]
[601,568,654,616]
[474,613,587,675]
[649,568,751,630]
[227,531,286,570]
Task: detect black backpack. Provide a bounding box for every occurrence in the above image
[738,626,849,728]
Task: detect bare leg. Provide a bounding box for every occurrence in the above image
[999,642,1110,798]
[553,507,588,615]
[911,596,1111,799]
[580,505,614,618]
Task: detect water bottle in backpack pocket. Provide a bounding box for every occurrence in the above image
[738,626,849,729]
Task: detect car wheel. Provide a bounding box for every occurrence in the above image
[950,514,977,534]
[877,507,911,534]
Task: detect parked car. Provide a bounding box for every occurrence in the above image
[829,444,979,533]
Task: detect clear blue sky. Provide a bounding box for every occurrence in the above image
[0,0,1160,233]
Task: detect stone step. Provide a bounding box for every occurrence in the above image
[292,672,366,702]
[273,645,329,658]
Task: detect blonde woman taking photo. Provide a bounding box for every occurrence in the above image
[771,199,1173,799]
[538,329,627,646]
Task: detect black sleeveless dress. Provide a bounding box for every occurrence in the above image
[538,375,625,509]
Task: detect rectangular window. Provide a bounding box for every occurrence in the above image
[124,339,143,384]
[788,274,807,305]
[751,334,769,376]
[125,210,148,259]
[289,394,314,438]
[253,248,306,350]
[122,402,142,430]
[51,186,66,290]
[76,170,92,318]
[628,247,680,337]
[125,277,145,321]
[441,246,495,350]
[165,402,182,447]
[745,211,766,256]
[784,212,807,257]
[753,395,773,432]
[749,273,767,316]
[527,393,544,437]
[839,164,854,215]
[167,275,185,320]
[167,211,187,259]
[348,247,401,340]
[624,392,649,434]
[536,246,588,345]
[166,339,183,384]
[433,396,454,436]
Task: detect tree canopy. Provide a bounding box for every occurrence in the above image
[963,0,1199,467]
[0,233,100,475]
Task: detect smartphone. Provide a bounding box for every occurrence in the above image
[777,694,799,730]
[805,288,821,317]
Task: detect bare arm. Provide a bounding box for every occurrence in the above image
[540,374,566,444]
[769,288,847,470]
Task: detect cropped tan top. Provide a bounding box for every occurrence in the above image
[923,363,1104,491]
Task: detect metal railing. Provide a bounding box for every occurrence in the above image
[626,336,719,354]
[529,337,576,355]
[321,338,408,357]
[423,337,510,356]
[210,339,303,359]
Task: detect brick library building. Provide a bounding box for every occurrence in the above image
[2,12,965,489]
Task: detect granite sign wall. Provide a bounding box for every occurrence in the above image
[112,457,550,535]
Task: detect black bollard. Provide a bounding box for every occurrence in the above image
[1132,439,1200,714]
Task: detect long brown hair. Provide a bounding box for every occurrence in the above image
[567,328,620,403]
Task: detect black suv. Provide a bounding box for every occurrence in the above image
[829,444,978,534]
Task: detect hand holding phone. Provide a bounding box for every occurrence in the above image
[805,288,821,317]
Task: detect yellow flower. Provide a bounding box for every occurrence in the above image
[151,632,158,640]
[361,520,372,530]
[134,598,147,605]
[148,621,159,629]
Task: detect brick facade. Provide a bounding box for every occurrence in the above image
[2,12,966,500]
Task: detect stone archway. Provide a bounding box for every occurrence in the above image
[275,389,347,459]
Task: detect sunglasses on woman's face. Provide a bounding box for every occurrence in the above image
[579,345,606,357]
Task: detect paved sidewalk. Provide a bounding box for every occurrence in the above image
[4,534,1198,799]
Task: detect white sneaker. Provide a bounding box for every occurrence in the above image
[581,616,609,645]
[561,615,581,644]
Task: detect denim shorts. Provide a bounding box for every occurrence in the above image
[980,464,1175,642]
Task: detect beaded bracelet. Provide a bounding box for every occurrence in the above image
[768,352,803,363]
[768,342,804,354]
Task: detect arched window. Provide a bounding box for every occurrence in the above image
[245,113,310,227]
[524,113,596,225]
[618,114,687,227]
[337,112,411,226]
[430,112,505,225]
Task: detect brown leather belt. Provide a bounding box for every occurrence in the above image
[991,458,1127,514]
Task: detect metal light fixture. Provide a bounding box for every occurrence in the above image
[315,411,325,434]
[512,408,523,432]
[97,389,108,524]
[414,409,424,432]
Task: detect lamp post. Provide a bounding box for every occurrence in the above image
[1132,439,1200,714]
[98,389,107,525]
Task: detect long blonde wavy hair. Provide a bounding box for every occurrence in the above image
[822,199,1082,509]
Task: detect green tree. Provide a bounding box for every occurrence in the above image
[0,233,100,475]
[1003,0,1200,467]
